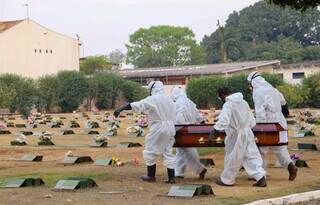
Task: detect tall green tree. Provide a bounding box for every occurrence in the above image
[80,55,112,75]
[36,75,58,112]
[93,73,123,109]
[0,74,36,118]
[266,0,320,11]
[202,1,320,64]
[56,71,88,112]
[126,25,206,68]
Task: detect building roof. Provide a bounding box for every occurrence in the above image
[0,20,24,33]
[279,61,320,69]
[117,60,280,79]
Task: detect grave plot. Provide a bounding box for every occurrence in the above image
[10,133,27,146]
[6,122,14,127]
[168,184,214,198]
[59,130,75,135]
[127,126,145,137]
[85,121,100,129]
[15,124,26,128]
[117,142,142,148]
[54,177,97,190]
[200,158,215,167]
[298,143,318,150]
[80,130,100,135]
[1,178,45,188]
[94,157,112,166]
[0,130,11,135]
[20,131,33,136]
[67,120,80,128]
[62,155,94,165]
[37,131,55,146]
[20,154,43,162]
[91,133,108,147]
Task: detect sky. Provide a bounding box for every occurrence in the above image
[0,0,259,57]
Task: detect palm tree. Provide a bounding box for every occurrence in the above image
[215,20,245,63]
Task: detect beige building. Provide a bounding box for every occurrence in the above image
[275,61,320,84]
[0,19,80,78]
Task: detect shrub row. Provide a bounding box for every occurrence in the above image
[0,71,148,117]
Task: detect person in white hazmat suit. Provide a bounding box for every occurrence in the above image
[211,87,267,187]
[171,87,207,179]
[113,81,176,183]
[247,71,298,181]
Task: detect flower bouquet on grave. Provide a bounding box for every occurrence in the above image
[38,131,55,145]
[290,153,308,167]
[299,122,316,136]
[91,133,109,147]
[106,118,120,129]
[11,133,27,146]
[127,125,144,137]
[137,115,148,128]
[105,124,118,137]
[85,120,100,129]
[0,121,6,129]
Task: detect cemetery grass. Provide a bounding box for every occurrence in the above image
[0,112,319,205]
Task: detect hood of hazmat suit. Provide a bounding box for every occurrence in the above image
[247,71,287,129]
[131,81,176,168]
[214,92,265,185]
[171,86,203,124]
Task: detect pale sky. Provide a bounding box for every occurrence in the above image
[1,0,259,57]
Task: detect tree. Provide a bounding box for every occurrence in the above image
[247,37,304,64]
[93,73,123,109]
[122,80,148,102]
[266,0,320,11]
[126,25,206,68]
[36,75,58,112]
[202,1,320,64]
[203,21,244,63]
[80,55,112,75]
[277,83,308,108]
[108,49,126,65]
[302,72,320,108]
[56,71,88,112]
[0,84,16,108]
[0,74,36,118]
[186,76,227,108]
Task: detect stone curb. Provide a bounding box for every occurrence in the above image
[244,190,320,205]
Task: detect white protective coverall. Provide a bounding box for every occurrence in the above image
[248,72,292,169]
[214,92,266,185]
[131,81,176,169]
[171,87,205,177]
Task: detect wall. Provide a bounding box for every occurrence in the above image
[274,66,320,84]
[0,19,80,78]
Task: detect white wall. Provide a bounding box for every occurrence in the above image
[0,19,80,78]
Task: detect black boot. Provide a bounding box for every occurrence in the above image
[253,176,267,187]
[165,168,175,184]
[199,168,207,180]
[141,164,156,182]
[288,162,298,181]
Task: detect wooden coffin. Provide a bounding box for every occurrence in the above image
[174,123,288,147]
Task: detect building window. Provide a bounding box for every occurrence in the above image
[292,72,305,79]
[46,49,48,53]
[34,49,37,53]
[39,49,42,53]
[50,50,53,54]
